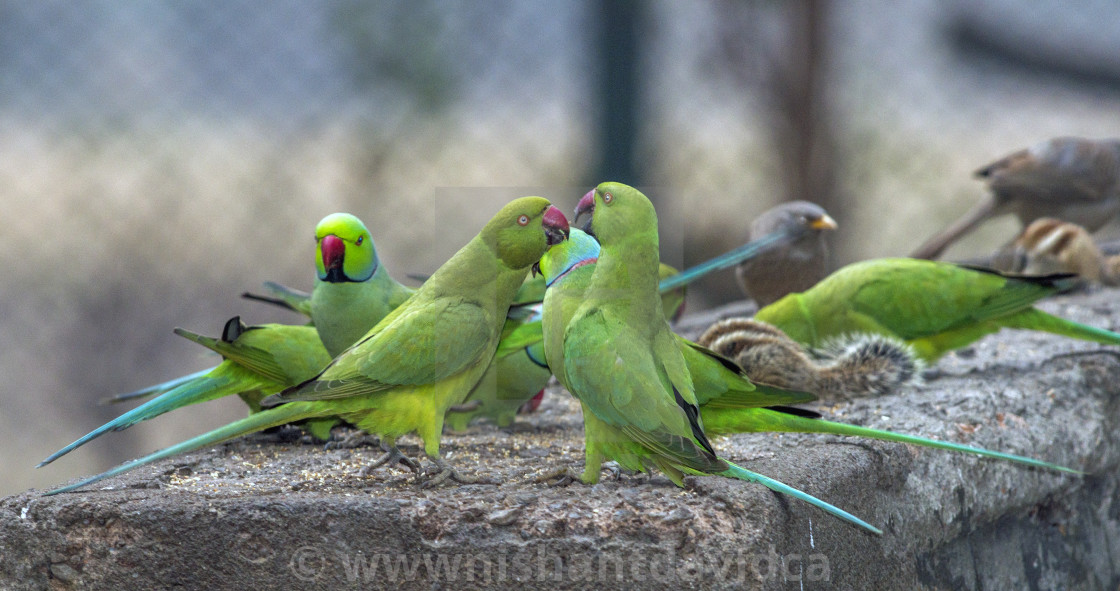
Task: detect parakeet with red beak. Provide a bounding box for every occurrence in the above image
[242,212,415,357]
[310,213,415,357]
[44,213,408,467]
[45,197,569,495]
[542,182,882,533]
[538,225,1074,496]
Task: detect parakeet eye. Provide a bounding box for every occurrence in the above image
[356,236,364,245]
[517,214,530,226]
[602,192,613,204]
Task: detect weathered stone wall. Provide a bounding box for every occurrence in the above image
[3,288,1119,590]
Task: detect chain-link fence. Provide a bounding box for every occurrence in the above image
[7,0,1120,495]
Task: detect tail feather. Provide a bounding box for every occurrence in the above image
[750,408,1080,474]
[38,369,254,467]
[720,461,882,534]
[1003,308,1120,347]
[43,401,328,496]
[658,228,799,293]
[100,367,216,405]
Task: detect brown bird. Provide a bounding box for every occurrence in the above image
[991,217,1120,286]
[735,201,837,307]
[697,318,920,402]
[912,137,1120,260]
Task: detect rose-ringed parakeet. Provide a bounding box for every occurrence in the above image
[243,212,415,358]
[37,316,336,468]
[444,219,810,431]
[754,257,1120,362]
[43,213,410,466]
[44,197,570,495]
[105,213,411,408]
[543,182,883,533]
[540,225,1077,482]
[244,215,551,433]
[444,259,690,431]
[99,212,409,413]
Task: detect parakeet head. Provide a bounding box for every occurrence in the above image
[573,182,657,246]
[315,213,377,283]
[481,196,570,270]
[536,227,601,287]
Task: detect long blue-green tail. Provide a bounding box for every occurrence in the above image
[100,367,216,404]
[657,228,800,293]
[43,401,328,496]
[38,365,258,468]
[1004,308,1120,348]
[720,461,882,534]
[747,408,1080,474]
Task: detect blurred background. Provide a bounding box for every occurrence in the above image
[6,0,1120,496]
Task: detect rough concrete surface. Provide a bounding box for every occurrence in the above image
[3,288,1120,590]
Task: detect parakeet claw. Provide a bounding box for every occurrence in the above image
[534,467,578,487]
[421,458,494,488]
[359,444,421,477]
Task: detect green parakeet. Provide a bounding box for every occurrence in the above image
[444,219,796,431]
[245,212,415,358]
[249,274,555,432]
[46,197,570,495]
[445,260,689,431]
[544,182,882,533]
[45,213,407,466]
[754,257,1120,362]
[102,213,410,409]
[539,228,812,408]
[540,228,1074,480]
[243,214,550,432]
[37,316,337,468]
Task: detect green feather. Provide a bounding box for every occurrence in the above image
[44,197,567,494]
[756,258,1120,361]
[38,320,334,467]
[45,401,331,495]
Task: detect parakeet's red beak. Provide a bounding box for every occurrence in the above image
[320,235,345,270]
[542,205,570,246]
[574,189,596,230]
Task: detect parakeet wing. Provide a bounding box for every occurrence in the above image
[269,297,493,402]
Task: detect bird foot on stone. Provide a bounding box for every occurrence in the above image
[358,446,421,477]
[602,462,625,480]
[534,467,578,487]
[421,458,494,488]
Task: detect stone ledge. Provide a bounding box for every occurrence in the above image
[3,288,1120,590]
